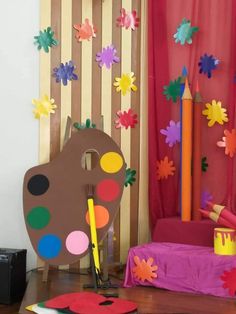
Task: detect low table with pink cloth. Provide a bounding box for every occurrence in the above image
[124,242,236,298]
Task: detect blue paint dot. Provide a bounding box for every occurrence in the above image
[38,234,62,259]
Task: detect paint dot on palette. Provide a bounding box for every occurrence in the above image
[66,231,89,255]
[27,174,49,196]
[96,179,120,202]
[100,152,123,173]
[38,234,62,259]
[86,205,110,228]
[27,206,51,229]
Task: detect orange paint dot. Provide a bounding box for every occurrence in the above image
[86,205,109,229]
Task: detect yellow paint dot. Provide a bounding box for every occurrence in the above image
[100,152,123,173]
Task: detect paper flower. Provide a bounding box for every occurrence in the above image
[201,191,213,209]
[157,156,175,180]
[201,157,208,172]
[116,8,140,30]
[96,45,120,69]
[115,109,138,129]
[73,119,96,130]
[160,120,181,147]
[163,77,181,103]
[198,54,219,78]
[113,72,137,96]
[125,168,136,187]
[32,95,57,119]
[221,268,236,296]
[217,129,236,158]
[73,18,96,41]
[173,18,198,45]
[132,256,158,283]
[202,100,228,127]
[34,27,58,53]
[53,61,78,86]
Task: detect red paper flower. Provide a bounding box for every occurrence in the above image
[116,8,140,30]
[45,291,137,314]
[217,129,236,158]
[115,109,138,129]
[74,18,96,41]
[221,268,236,296]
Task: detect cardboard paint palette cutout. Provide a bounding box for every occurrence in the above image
[23,129,126,265]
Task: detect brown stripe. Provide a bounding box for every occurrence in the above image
[50,0,61,160]
[111,0,122,263]
[130,0,141,247]
[71,0,82,125]
[92,1,102,127]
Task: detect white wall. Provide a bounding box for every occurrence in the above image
[0,1,39,270]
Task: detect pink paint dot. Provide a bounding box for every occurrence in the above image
[66,231,89,255]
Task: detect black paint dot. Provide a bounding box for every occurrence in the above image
[27,174,49,196]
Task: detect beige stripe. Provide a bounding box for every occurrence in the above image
[138,0,149,244]
[101,0,112,136]
[60,0,72,149]
[81,0,92,122]
[120,0,132,263]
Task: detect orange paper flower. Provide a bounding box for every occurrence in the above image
[217,129,236,158]
[132,256,158,282]
[157,156,175,180]
[73,18,96,41]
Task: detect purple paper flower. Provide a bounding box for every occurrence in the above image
[96,45,120,69]
[198,54,219,78]
[160,120,181,147]
[53,61,78,86]
[201,191,213,209]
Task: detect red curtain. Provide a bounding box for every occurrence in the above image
[148,0,236,234]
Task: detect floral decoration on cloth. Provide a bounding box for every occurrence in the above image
[34,27,58,53]
[173,18,199,45]
[163,77,181,103]
[201,157,209,172]
[73,119,96,130]
[116,8,140,30]
[217,129,236,158]
[221,268,236,296]
[73,18,96,41]
[96,45,120,69]
[157,156,176,180]
[198,54,219,78]
[115,109,138,129]
[53,61,78,86]
[32,95,57,119]
[201,191,213,209]
[113,73,137,96]
[202,100,228,127]
[125,168,136,187]
[160,120,181,147]
[132,256,158,283]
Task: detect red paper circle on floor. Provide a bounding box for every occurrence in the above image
[96,179,120,202]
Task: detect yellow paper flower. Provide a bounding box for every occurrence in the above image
[202,100,228,127]
[157,156,175,180]
[113,72,137,96]
[32,94,57,119]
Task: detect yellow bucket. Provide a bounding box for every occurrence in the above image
[214,228,236,256]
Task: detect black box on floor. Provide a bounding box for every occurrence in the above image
[0,248,26,304]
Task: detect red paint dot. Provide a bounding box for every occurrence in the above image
[96,179,120,202]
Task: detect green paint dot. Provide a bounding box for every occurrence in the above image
[27,206,51,229]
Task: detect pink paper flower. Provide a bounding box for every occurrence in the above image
[115,109,138,129]
[116,8,140,30]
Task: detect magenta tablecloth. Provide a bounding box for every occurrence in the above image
[124,242,236,298]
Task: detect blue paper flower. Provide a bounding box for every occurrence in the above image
[198,54,219,78]
[53,61,78,86]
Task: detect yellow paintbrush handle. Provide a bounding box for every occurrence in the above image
[88,198,100,272]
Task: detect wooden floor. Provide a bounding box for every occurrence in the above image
[1,269,236,314]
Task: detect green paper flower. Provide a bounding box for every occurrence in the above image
[125,168,136,187]
[73,119,96,130]
[201,156,208,172]
[174,18,199,45]
[34,27,59,53]
[163,77,181,103]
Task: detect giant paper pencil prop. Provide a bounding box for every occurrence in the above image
[208,202,236,228]
[23,129,125,265]
[199,209,235,229]
[181,79,193,221]
[192,81,202,221]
